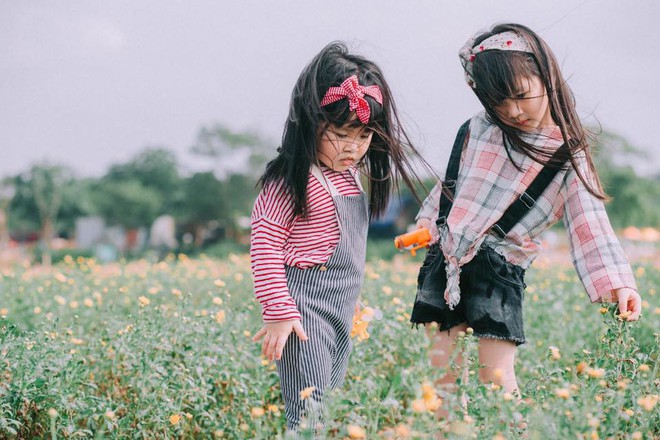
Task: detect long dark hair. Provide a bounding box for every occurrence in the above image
[468,23,607,200]
[259,41,428,220]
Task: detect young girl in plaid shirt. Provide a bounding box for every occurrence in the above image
[250,42,426,431]
[411,23,642,406]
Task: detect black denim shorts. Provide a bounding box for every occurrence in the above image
[411,245,527,345]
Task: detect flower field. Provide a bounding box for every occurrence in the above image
[0,248,658,439]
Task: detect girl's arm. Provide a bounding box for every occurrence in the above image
[561,165,640,318]
[415,182,442,243]
[250,183,302,323]
[250,183,309,360]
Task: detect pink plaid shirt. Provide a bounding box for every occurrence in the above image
[417,112,637,308]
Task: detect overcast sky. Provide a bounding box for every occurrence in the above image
[2,0,658,179]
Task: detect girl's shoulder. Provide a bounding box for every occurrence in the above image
[467,111,493,139]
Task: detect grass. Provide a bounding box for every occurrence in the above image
[0,246,657,439]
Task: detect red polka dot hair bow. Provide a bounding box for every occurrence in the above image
[320,75,383,124]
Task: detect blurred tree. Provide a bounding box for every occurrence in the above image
[188,123,268,242]
[105,148,181,213]
[592,130,660,228]
[92,180,162,230]
[7,164,75,265]
[191,123,270,178]
[175,172,225,246]
[0,179,15,250]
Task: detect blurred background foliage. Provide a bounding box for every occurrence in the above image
[1,124,658,263]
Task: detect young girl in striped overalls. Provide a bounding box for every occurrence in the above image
[411,23,643,412]
[250,42,426,431]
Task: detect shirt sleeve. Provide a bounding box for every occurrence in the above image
[561,164,638,302]
[415,182,442,222]
[250,182,302,322]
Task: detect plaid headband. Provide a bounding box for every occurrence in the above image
[458,31,533,89]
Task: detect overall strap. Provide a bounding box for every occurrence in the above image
[489,142,570,239]
[436,119,471,228]
[310,165,340,198]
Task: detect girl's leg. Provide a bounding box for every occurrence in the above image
[477,338,519,394]
[426,323,469,420]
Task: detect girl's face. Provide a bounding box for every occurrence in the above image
[494,75,555,131]
[317,122,373,171]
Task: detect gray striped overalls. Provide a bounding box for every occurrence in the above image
[277,166,368,430]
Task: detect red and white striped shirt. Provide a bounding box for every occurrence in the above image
[250,166,362,322]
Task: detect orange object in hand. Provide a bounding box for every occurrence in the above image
[394,228,432,256]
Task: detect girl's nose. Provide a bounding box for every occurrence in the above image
[503,99,521,119]
[342,139,359,152]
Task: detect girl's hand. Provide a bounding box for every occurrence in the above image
[252,319,308,361]
[611,288,642,321]
[416,218,439,244]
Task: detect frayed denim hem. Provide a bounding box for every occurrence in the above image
[472,332,526,346]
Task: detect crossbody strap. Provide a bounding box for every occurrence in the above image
[489,142,569,238]
[436,120,569,240]
[436,119,470,228]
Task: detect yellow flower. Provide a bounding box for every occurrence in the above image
[0,308,8,316]
[421,382,442,411]
[617,310,632,321]
[215,310,226,324]
[48,408,58,418]
[599,307,608,314]
[138,296,150,307]
[586,368,605,379]
[266,404,280,414]
[250,407,265,418]
[631,432,643,440]
[83,298,94,307]
[54,295,66,305]
[394,424,411,439]
[576,362,588,375]
[411,399,426,413]
[637,394,659,412]
[299,386,316,400]
[169,414,181,425]
[549,346,561,360]
[555,388,570,399]
[214,279,226,287]
[347,425,366,439]
[105,410,116,420]
[351,319,369,341]
[638,364,650,372]
[212,297,223,305]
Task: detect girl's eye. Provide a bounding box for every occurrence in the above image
[360,132,372,139]
[515,91,529,100]
[333,131,348,138]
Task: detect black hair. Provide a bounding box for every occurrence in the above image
[468,23,607,200]
[259,41,429,220]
